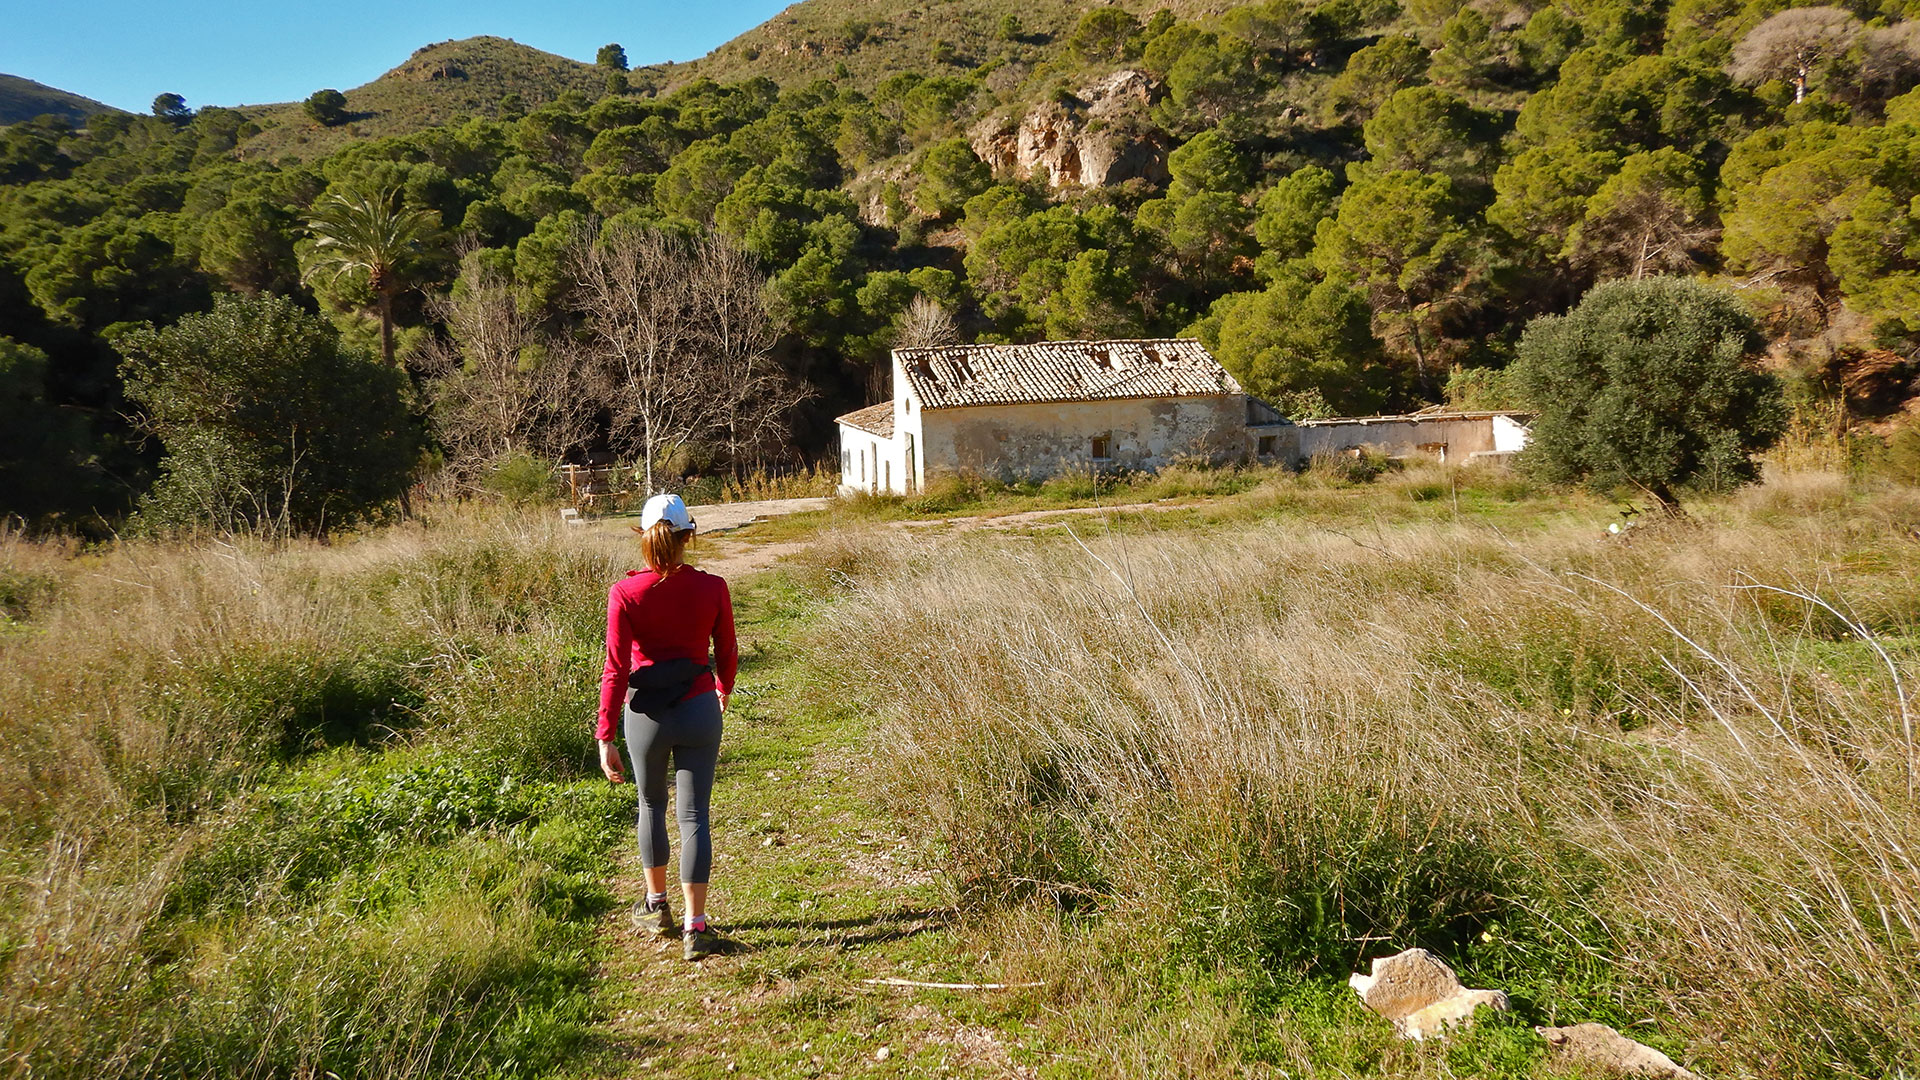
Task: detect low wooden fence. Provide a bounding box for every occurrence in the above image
[558,464,637,509]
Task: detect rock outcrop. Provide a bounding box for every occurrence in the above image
[1536,1024,1704,1080]
[1347,948,1510,1041]
[968,71,1168,191]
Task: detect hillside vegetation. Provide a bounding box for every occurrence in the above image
[231,38,609,163]
[3,0,1920,529]
[682,0,1244,88]
[0,74,120,127]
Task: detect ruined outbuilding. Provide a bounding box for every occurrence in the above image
[1296,409,1532,464]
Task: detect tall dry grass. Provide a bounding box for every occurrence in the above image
[806,469,1920,1076]
[0,505,639,1079]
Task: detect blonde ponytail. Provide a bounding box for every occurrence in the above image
[640,520,691,575]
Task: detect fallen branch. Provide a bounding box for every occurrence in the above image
[860,978,1043,991]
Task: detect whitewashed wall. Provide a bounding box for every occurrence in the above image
[836,425,913,495]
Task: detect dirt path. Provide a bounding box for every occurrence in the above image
[684,496,1195,579]
[689,497,834,533]
[572,494,1232,1076]
[886,498,1193,533]
[574,571,1043,1080]
[577,497,832,580]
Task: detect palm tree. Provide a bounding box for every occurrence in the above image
[301,185,442,366]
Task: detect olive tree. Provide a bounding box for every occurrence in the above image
[1510,277,1786,509]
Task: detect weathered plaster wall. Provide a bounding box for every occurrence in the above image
[1295,416,1515,463]
[919,395,1246,481]
[1249,423,1301,464]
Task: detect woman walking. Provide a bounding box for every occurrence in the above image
[597,493,738,961]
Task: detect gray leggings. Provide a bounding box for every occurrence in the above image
[624,689,723,884]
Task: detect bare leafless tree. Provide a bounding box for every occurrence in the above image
[563,221,801,490]
[564,223,711,494]
[1568,151,1718,282]
[420,251,594,479]
[688,233,813,476]
[896,295,960,349]
[866,295,962,401]
[1730,7,1864,103]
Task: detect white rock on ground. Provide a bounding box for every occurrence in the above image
[1536,1023,1704,1080]
[1347,948,1511,1040]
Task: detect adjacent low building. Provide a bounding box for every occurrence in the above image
[1294,410,1533,464]
[834,338,1531,493]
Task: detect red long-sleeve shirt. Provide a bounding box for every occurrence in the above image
[598,566,737,741]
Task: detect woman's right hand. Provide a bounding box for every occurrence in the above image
[598,739,626,784]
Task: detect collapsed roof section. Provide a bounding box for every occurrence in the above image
[893,338,1243,410]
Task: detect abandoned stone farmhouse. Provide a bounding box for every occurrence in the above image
[834,339,1529,494]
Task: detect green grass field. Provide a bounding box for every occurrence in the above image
[4,462,1918,1077]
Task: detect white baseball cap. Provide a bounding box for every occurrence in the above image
[639,493,696,532]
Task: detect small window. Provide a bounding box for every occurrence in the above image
[884,461,891,490]
[1091,434,1111,461]
[1257,435,1276,456]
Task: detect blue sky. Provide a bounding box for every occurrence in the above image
[1,0,794,112]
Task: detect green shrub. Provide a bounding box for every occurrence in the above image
[1511,277,1787,508]
[168,756,609,919]
[484,450,560,506]
[113,634,431,820]
[151,811,617,1080]
[118,295,418,535]
[905,471,993,514]
[0,566,58,622]
[428,636,602,776]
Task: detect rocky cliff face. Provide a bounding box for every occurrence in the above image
[969,70,1169,192]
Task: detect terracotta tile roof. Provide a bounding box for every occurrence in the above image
[896,339,1243,409]
[835,402,894,438]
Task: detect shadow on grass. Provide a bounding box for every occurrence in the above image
[727,906,952,952]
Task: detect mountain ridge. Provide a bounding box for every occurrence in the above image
[0,74,122,127]
[676,0,1242,88]
[231,36,606,161]
[222,2,1258,160]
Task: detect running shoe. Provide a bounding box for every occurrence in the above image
[683,925,721,961]
[632,897,674,936]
